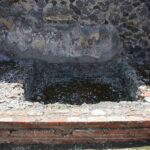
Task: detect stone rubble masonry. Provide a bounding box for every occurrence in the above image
[0,101,150,145]
[0,0,150,145]
[0,63,150,145]
[0,0,150,62]
[0,22,121,63]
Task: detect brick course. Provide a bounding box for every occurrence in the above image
[0,106,150,145]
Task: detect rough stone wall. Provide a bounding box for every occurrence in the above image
[0,0,149,54]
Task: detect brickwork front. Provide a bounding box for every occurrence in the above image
[0,102,150,145]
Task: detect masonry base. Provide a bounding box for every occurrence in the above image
[0,115,150,145]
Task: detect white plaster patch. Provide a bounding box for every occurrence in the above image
[91,109,106,116]
[0,117,13,122]
[145,97,150,102]
[67,117,88,122]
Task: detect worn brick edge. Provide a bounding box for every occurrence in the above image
[0,113,150,145]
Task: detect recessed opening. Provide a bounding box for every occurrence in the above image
[0,59,131,108]
[21,60,129,105]
[32,78,127,105]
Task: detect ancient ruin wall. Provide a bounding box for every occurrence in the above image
[0,0,149,61]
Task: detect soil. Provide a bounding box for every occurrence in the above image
[0,59,129,111]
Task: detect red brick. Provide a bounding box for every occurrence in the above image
[2,134,150,145]
[0,131,10,137]
[104,129,124,135]
[141,91,150,97]
[22,125,41,129]
[11,130,55,137]
[0,111,150,145]
[94,137,144,143]
[127,128,150,135]
[73,129,105,136]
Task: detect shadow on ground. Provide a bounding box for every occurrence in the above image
[1,141,150,150]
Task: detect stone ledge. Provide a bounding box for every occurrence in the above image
[0,102,150,145]
[0,58,150,145]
